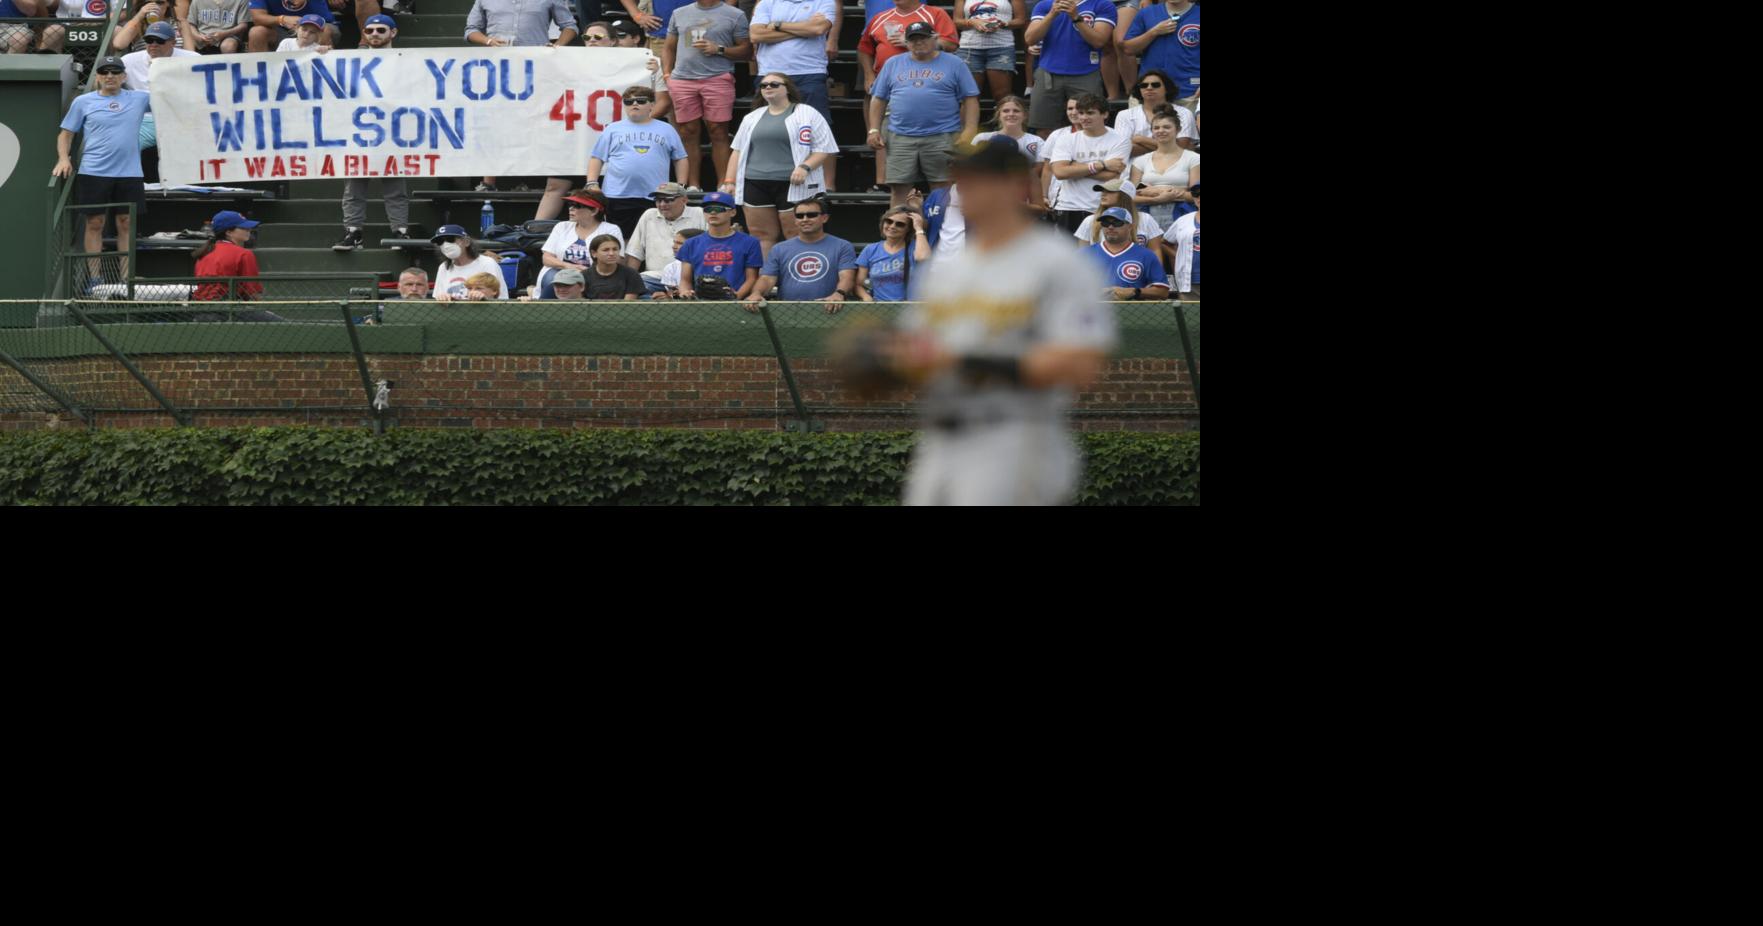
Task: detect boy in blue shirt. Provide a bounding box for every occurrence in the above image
[55,56,152,286]
[675,192,764,300]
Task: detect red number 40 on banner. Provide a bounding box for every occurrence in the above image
[549,90,624,131]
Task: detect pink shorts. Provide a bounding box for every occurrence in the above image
[668,73,736,124]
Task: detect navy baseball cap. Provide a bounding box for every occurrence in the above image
[700,191,737,209]
[1100,207,1133,224]
[144,21,177,41]
[364,13,397,29]
[430,224,469,242]
[609,19,643,37]
[297,14,326,27]
[211,210,260,232]
[94,56,125,73]
[904,21,935,38]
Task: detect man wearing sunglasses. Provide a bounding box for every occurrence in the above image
[333,14,412,250]
[1088,206,1167,301]
[743,199,856,314]
[625,182,706,286]
[585,85,690,237]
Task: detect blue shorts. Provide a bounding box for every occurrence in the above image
[958,45,1015,73]
[787,72,833,125]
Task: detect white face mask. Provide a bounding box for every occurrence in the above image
[440,243,464,260]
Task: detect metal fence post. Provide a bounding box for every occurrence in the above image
[0,347,92,427]
[64,299,189,425]
[1171,299,1200,412]
[339,301,385,434]
[756,301,815,431]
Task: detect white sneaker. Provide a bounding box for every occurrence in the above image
[685,185,703,194]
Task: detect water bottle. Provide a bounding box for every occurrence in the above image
[480,199,494,235]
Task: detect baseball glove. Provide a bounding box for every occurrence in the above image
[693,273,734,301]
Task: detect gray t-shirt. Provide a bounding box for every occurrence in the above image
[903,227,1118,424]
[744,108,795,181]
[187,0,250,37]
[667,1,749,80]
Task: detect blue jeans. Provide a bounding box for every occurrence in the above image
[787,73,832,125]
[957,45,1015,73]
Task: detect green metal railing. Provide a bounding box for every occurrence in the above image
[0,298,1200,430]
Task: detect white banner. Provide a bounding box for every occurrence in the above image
[152,47,653,186]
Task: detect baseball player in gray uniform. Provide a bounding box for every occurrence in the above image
[889,138,1119,505]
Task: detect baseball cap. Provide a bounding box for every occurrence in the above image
[1099,207,1133,225]
[94,56,125,73]
[652,182,686,198]
[553,269,586,286]
[1092,178,1136,197]
[297,14,326,27]
[609,18,644,38]
[211,210,260,232]
[700,191,737,209]
[904,21,936,38]
[430,224,469,243]
[564,193,605,210]
[144,21,177,41]
[950,136,1031,175]
[364,13,397,29]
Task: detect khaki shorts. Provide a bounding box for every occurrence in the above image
[885,131,959,185]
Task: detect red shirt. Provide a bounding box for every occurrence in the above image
[194,240,263,301]
[859,4,958,70]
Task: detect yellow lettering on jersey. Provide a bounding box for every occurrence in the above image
[922,297,1036,334]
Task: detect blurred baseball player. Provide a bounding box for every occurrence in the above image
[844,137,1118,505]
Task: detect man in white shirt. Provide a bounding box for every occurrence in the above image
[1046,92,1127,234]
[624,181,708,280]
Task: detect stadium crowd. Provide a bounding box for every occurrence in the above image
[29,0,1198,301]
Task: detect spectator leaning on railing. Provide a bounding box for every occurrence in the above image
[675,191,761,300]
[854,205,929,302]
[743,198,855,313]
[1087,205,1167,301]
[178,0,251,54]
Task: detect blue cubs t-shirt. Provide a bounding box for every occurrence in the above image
[856,241,918,301]
[764,234,856,301]
[1124,2,1199,90]
[59,90,152,178]
[248,0,336,21]
[678,229,763,292]
[873,51,980,137]
[922,186,949,248]
[1189,220,1199,287]
[590,120,688,199]
[1090,241,1168,290]
[1030,0,1116,76]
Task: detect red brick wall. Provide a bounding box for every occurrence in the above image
[1,354,1197,431]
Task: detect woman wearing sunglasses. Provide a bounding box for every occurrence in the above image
[855,206,932,302]
[721,72,839,260]
[1111,68,1194,157]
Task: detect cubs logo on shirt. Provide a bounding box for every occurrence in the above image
[283,0,308,10]
[86,0,107,15]
[1118,261,1143,282]
[701,245,735,270]
[788,253,827,283]
[634,145,651,154]
[107,100,121,111]
[1179,23,1200,47]
[797,127,814,146]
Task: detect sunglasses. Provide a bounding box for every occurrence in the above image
[144,37,168,44]
[1136,81,1164,90]
[882,219,910,229]
[587,34,612,41]
[1098,219,1129,228]
[364,27,391,34]
[794,213,823,220]
[653,194,683,202]
[758,81,786,89]
[703,205,734,213]
[622,97,651,104]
